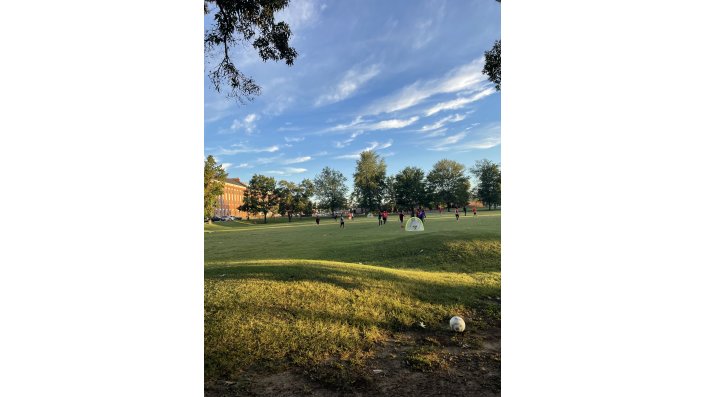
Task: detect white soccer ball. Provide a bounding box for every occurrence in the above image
[449,316,466,332]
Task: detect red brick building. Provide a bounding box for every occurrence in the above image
[215,178,248,218]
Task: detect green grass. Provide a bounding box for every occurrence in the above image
[204,211,501,384]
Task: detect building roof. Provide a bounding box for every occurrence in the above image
[225,178,248,188]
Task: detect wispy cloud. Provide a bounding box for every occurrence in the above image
[277,0,321,32]
[329,116,419,133]
[221,162,232,170]
[329,115,365,131]
[284,136,304,142]
[334,131,365,148]
[264,167,308,176]
[419,113,466,132]
[229,113,259,133]
[368,58,488,115]
[234,163,253,169]
[315,64,381,106]
[281,156,312,164]
[204,99,234,123]
[426,123,500,152]
[216,144,280,155]
[334,139,393,159]
[425,88,495,116]
[411,1,446,49]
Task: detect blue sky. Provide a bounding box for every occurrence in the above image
[205,0,500,189]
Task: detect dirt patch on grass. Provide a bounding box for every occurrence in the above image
[205,321,500,396]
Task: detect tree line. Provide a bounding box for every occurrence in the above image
[204,152,500,223]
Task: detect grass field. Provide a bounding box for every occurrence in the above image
[204,211,501,395]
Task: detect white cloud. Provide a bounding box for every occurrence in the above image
[334,131,365,148]
[369,58,489,115]
[315,64,381,106]
[281,156,312,164]
[264,167,308,175]
[419,114,466,131]
[426,122,501,151]
[234,163,253,169]
[334,139,393,159]
[221,162,232,170]
[217,144,279,155]
[329,116,419,133]
[230,113,259,133]
[425,88,495,116]
[366,116,419,130]
[330,115,365,131]
[284,136,304,143]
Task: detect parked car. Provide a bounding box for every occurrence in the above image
[211,216,223,221]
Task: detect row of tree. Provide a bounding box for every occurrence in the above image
[204,153,501,223]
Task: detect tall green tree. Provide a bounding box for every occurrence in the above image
[426,159,472,209]
[275,179,315,220]
[204,0,297,102]
[393,167,427,211]
[241,174,278,223]
[275,180,297,221]
[352,151,387,212]
[204,155,228,223]
[238,188,254,220]
[382,175,396,211]
[471,159,501,210]
[313,167,348,214]
[296,179,315,215]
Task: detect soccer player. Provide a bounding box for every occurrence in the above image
[316,213,320,225]
[473,206,477,217]
[455,207,460,221]
[340,214,345,228]
[399,210,404,223]
[378,211,383,226]
[383,210,388,224]
[463,206,467,216]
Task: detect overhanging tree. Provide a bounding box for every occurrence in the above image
[482,1,501,91]
[204,155,228,223]
[426,159,471,209]
[352,150,387,212]
[313,167,348,214]
[204,0,297,102]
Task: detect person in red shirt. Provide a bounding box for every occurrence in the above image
[473,207,477,217]
[382,210,388,224]
[455,207,460,221]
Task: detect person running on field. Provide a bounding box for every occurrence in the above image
[383,210,388,224]
[316,213,320,225]
[473,206,477,217]
[419,209,425,223]
[455,207,460,221]
[340,214,345,228]
[463,206,467,216]
[399,210,404,223]
[378,211,383,226]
